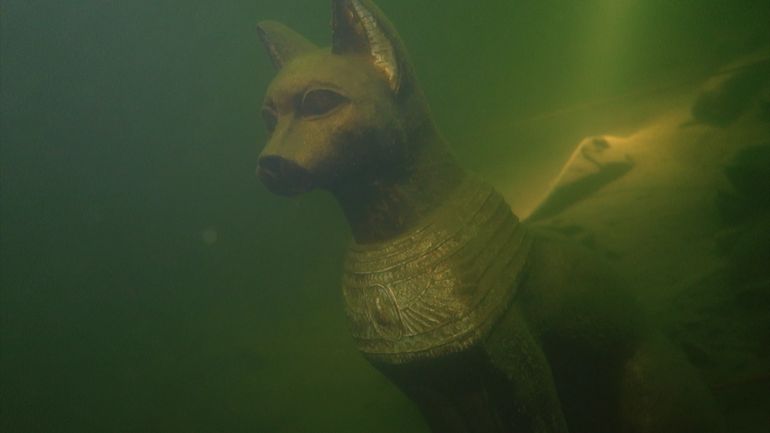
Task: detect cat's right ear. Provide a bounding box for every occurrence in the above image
[257,21,317,70]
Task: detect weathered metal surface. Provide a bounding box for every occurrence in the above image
[343,175,531,363]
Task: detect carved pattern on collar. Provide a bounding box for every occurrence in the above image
[342,176,531,364]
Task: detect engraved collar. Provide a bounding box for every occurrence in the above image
[341,175,531,364]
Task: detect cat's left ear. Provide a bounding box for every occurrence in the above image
[331,0,405,93]
[257,21,317,70]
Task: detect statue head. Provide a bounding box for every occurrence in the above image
[255,0,432,196]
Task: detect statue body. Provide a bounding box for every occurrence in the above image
[255,1,725,432]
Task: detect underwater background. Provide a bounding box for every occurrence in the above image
[2,1,769,432]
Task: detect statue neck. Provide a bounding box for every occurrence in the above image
[331,131,466,244]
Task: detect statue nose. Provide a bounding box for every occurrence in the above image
[257,155,285,180]
[256,155,314,196]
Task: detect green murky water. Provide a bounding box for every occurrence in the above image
[2,1,768,432]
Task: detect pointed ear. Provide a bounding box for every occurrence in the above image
[331,0,403,92]
[257,21,317,70]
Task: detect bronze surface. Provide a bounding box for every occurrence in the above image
[343,175,531,363]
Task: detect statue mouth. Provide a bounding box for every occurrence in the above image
[256,155,314,196]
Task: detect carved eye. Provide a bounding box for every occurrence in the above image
[261,108,278,134]
[299,89,348,117]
